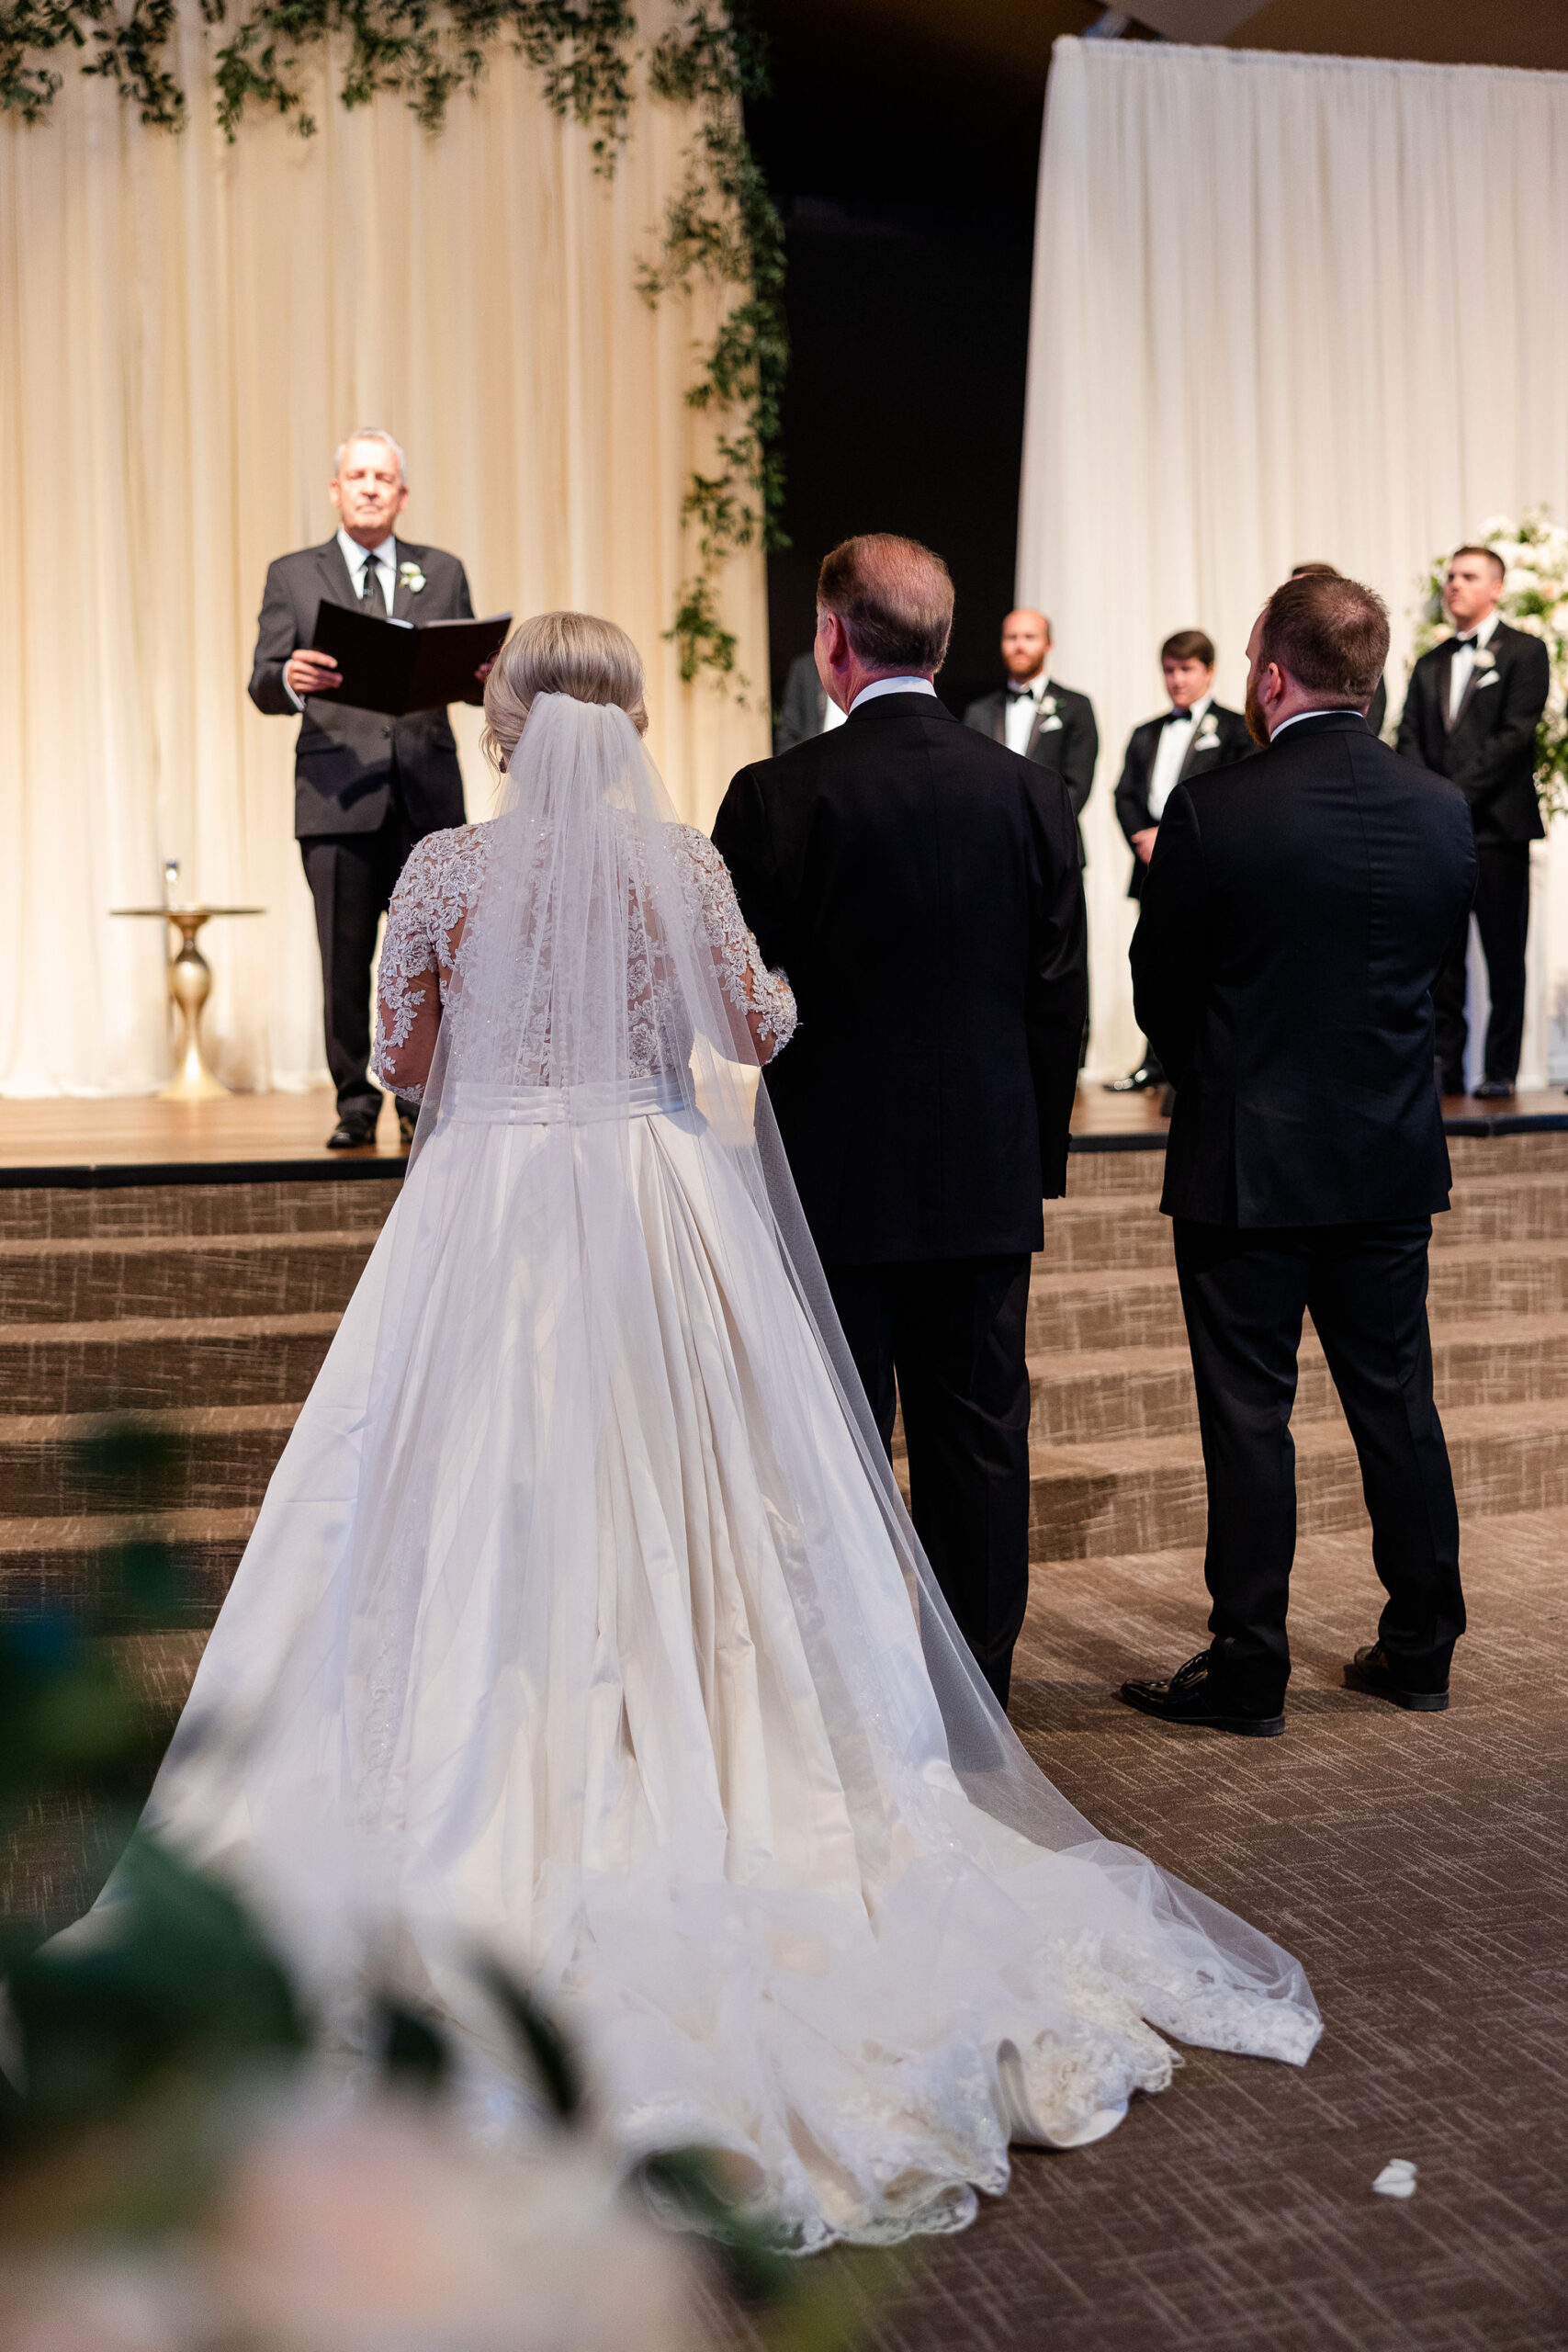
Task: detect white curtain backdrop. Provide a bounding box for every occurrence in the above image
[1020,37,1568,1084]
[0,6,768,1097]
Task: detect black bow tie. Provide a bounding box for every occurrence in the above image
[1007,682,1040,698]
[1454,634,1478,650]
[1165,707,1195,727]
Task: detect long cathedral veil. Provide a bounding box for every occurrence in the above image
[141,689,1316,2245]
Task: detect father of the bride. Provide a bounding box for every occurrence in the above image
[1119,571,1475,1736]
[249,430,476,1149]
[714,534,1088,1706]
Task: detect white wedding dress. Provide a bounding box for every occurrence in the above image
[123,695,1319,2251]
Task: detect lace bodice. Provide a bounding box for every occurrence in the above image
[372,820,797,1102]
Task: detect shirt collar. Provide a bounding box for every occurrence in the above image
[1467,610,1500,650]
[1270,707,1362,740]
[848,675,940,714]
[338,526,397,574]
[1006,671,1048,700]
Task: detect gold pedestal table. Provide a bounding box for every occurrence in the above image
[111,905,264,1102]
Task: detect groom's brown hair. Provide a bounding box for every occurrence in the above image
[818,535,954,673]
[1258,572,1390,704]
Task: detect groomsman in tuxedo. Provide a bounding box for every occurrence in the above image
[715,535,1088,1708]
[249,430,478,1149]
[1122,572,1474,1734]
[963,609,1099,864]
[1292,562,1387,736]
[1107,629,1251,1094]
[774,649,845,752]
[1397,544,1550,1099]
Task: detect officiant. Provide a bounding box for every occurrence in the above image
[249,429,478,1149]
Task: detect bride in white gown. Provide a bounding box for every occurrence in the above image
[127,613,1319,2250]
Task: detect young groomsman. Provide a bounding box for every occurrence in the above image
[1397,545,1550,1099]
[1107,629,1251,1094]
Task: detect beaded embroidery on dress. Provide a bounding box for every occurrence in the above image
[102,695,1320,2256]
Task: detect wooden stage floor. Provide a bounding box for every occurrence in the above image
[2,1079,1565,1182]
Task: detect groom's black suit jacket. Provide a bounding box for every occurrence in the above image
[1395,617,1549,845]
[1131,711,1475,1228]
[248,537,473,839]
[963,679,1099,867]
[712,692,1088,1266]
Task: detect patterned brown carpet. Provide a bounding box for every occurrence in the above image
[742,1508,1568,2352]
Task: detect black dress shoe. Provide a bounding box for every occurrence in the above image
[1471,1077,1516,1101]
[1344,1644,1449,1712]
[326,1112,378,1150]
[1103,1060,1165,1095]
[1116,1650,1285,1737]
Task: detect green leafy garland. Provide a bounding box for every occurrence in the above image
[0,0,784,687]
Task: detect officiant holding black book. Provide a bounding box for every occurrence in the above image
[249,429,486,1148]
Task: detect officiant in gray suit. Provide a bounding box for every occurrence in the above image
[249,429,479,1148]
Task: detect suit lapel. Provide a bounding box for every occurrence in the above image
[317,537,357,610]
[391,540,415,623]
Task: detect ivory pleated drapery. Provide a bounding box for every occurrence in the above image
[0,6,769,1096]
[1020,38,1568,1084]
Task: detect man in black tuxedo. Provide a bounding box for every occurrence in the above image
[773,650,843,752]
[1397,543,1550,1099]
[713,534,1088,1707]
[1120,572,1475,1736]
[1107,628,1252,1094]
[963,609,1099,864]
[249,430,478,1148]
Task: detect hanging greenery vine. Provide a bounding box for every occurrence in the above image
[0,0,784,689]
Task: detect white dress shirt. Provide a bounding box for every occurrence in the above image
[822,695,848,732]
[1448,607,1500,721]
[1004,674,1047,756]
[847,675,939,714]
[1147,693,1212,822]
[284,528,399,712]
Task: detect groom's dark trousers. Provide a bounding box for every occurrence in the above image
[1132,711,1476,1714]
[713,690,1088,1708]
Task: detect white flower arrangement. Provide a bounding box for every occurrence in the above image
[399,560,426,594]
[1415,507,1568,820]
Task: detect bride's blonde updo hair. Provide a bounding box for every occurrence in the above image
[482,610,649,766]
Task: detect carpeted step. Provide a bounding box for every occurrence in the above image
[0,1230,376,1325]
[0,1505,256,1622]
[0,1311,341,1413]
[1029,1313,1568,1442]
[0,1177,400,1244]
[1039,1172,1568,1278]
[1027,1395,1568,1561]
[1028,1238,1568,1354]
[0,1404,301,1517]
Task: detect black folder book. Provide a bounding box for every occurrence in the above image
[310,602,512,716]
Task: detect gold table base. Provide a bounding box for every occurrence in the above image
[111,905,264,1101]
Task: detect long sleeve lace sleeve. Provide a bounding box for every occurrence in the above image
[372,826,489,1102]
[676,827,797,1057]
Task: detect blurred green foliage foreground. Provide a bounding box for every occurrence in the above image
[0,1419,897,2348]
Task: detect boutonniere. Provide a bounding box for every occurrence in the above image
[1039,693,1058,718]
[1195,716,1221,746]
[398,560,426,595]
[1472,648,1495,671]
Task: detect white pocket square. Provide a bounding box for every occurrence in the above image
[1476,670,1500,689]
[1038,715,1064,731]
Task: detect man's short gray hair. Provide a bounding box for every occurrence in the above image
[333,428,407,482]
